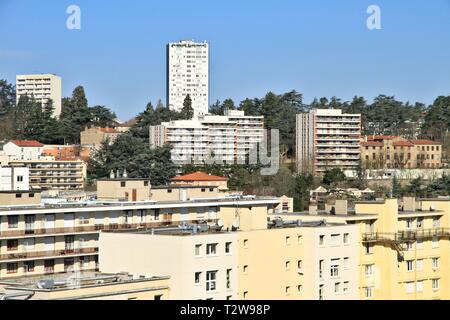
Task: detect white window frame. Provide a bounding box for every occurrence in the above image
[206,271,217,292]
[206,243,218,256]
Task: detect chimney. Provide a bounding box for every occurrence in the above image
[335,200,348,216]
[123,169,128,178]
[309,204,318,216]
[110,170,115,179]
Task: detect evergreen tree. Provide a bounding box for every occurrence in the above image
[181,94,194,119]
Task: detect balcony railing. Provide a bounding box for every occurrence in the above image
[362,228,450,243]
[0,219,218,238]
[0,247,98,262]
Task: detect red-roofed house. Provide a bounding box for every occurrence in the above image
[3,140,45,161]
[171,171,228,189]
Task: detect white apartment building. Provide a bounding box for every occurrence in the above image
[16,74,62,118]
[167,40,209,117]
[99,230,238,300]
[296,109,361,175]
[0,167,30,191]
[150,110,264,165]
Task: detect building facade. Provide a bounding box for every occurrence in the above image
[0,167,29,191]
[16,74,62,118]
[150,110,264,165]
[167,40,209,117]
[296,109,361,175]
[3,140,44,161]
[361,136,443,169]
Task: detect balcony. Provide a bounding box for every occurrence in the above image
[0,247,98,262]
[362,228,450,243]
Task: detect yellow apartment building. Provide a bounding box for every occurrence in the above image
[277,197,450,300]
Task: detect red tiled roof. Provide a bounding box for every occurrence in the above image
[366,135,399,141]
[362,141,383,147]
[393,141,414,147]
[100,128,119,133]
[171,171,228,182]
[411,139,442,145]
[10,140,44,147]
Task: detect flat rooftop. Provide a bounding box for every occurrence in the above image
[0,271,169,292]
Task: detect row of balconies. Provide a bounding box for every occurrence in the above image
[0,247,98,262]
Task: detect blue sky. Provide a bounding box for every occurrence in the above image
[1,0,450,121]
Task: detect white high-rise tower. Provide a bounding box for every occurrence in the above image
[166,40,209,118]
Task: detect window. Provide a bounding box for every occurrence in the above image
[343,233,349,245]
[416,281,424,293]
[7,239,18,251]
[330,259,340,277]
[285,236,291,245]
[8,215,19,229]
[195,272,201,284]
[195,244,201,256]
[343,257,350,269]
[417,217,424,229]
[432,236,439,248]
[433,217,440,228]
[416,259,424,271]
[432,279,440,291]
[297,235,302,244]
[285,286,291,295]
[365,287,373,298]
[297,260,303,272]
[343,281,349,293]
[120,181,126,187]
[7,263,18,274]
[243,291,248,299]
[432,258,440,269]
[80,256,89,269]
[226,295,232,300]
[201,188,206,192]
[206,243,218,256]
[319,235,325,246]
[167,189,172,193]
[365,264,374,276]
[319,285,324,300]
[334,282,340,293]
[406,260,414,272]
[406,242,413,251]
[24,261,35,273]
[243,239,248,248]
[319,260,324,279]
[206,271,217,292]
[330,234,340,246]
[226,269,232,289]
[406,218,414,229]
[285,261,291,270]
[15,193,22,198]
[17,175,24,182]
[243,265,248,274]
[225,242,232,254]
[297,285,303,293]
[365,243,374,255]
[154,295,163,300]
[406,282,414,294]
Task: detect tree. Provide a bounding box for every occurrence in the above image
[293,173,314,211]
[181,94,194,120]
[392,175,402,198]
[90,106,117,127]
[0,79,15,118]
[322,168,346,187]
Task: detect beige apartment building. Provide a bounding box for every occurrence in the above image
[361,136,442,169]
[80,127,124,149]
[0,181,281,280]
[10,159,86,191]
[16,74,62,118]
[296,109,361,175]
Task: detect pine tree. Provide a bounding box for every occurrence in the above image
[181,94,194,120]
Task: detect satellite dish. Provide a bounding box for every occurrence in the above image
[217,219,224,228]
[232,220,240,229]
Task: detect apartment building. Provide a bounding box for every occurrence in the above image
[167,40,209,117]
[276,197,450,300]
[16,74,62,118]
[361,136,442,169]
[296,109,361,175]
[10,159,86,191]
[150,110,264,165]
[0,272,169,300]
[0,167,29,191]
[99,196,360,300]
[171,171,228,190]
[0,183,281,280]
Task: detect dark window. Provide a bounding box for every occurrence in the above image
[29,193,35,198]
[15,193,22,198]
[167,189,173,193]
[144,181,149,186]
[120,181,126,187]
[7,263,18,274]
[154,295,163,300]
[7,239,18,251]
[201,188,206,192]
[8,216,19,228]
[24,261,35,272]
[209,188,214,192]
